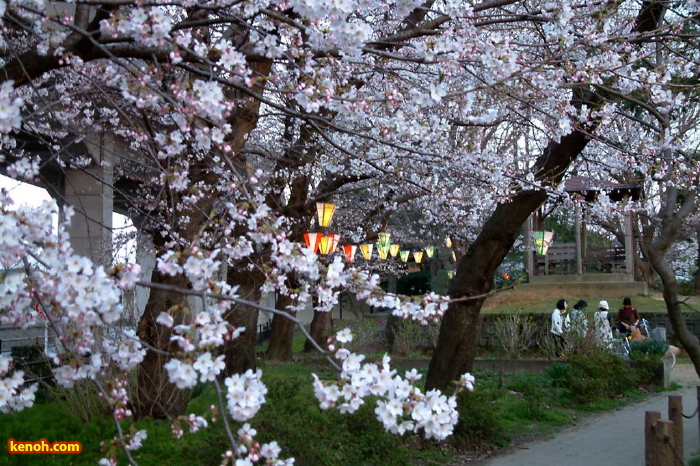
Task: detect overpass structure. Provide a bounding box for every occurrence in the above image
[0,131,336,330]
[1,131,149,264]
[1,130,157,322]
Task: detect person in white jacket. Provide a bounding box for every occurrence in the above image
[551,299,570,357]
[593,300,614,348]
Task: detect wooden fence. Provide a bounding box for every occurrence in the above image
[645,394,687,465]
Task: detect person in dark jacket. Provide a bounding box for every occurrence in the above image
[615,297,639,335]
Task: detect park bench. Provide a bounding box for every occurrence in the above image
[537,243,626,275]
[536,243,577,275]
[583,246,626,273]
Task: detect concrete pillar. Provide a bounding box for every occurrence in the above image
[63,133,114,265]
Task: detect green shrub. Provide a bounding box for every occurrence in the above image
[395,271,431,295]
[385,317,437,356]
[547,352,640,404]
[453,372,510,449]
[334,318,382,354]
[546,362,571,388]
[629,339,668,358]
[628,339,668,385]
[46,379,108,424]
[677,279,695,296]
[533,326,559,358]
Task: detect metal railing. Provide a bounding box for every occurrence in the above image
[256,321,272,346]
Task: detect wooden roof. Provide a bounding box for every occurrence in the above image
[563,176,643,202]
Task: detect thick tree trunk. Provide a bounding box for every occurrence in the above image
[267,293,298,361]
[635,214,658,287]
[221,266,263,376]
[135,269,190,419]
[425,190,546,390]
[303,307,333,353]
[426,121,599,391]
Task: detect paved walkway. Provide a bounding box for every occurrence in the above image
[482,363,700,466]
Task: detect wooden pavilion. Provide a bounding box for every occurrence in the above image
[525,176,644,278]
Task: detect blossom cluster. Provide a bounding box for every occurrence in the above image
[105,7,173,47]
[105,328,146,371]
[224,369,268,422]
[0,81,23,134]
[222,423,294,465]
[312,329,475,441]
[0,354,37,414]
[171,412,209,439]
[100,378,133,421]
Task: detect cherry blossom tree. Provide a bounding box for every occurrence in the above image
[424,1,700,389]
[2,0,700,462]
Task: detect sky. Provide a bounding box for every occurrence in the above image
[1,174,136,262]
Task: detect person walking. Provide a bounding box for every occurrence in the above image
[615,297,639,336]
[551,299,570,357]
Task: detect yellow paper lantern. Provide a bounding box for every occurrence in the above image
[413,251,424,263]
[378,245,389,260]
[360,243,374,260]
[318,235,332,255]
[389,244,400,257]
[445,236,453,248]
[316,202,336,227]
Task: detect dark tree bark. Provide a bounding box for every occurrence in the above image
[135,256,190,419]
[221,266,263,376]
[647,188,700,377]
[634,210,659,287]
[426,104,601,390]
[267,293,298,361]
[303,295,333,353]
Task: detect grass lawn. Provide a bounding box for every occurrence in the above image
[482,291,700,314]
